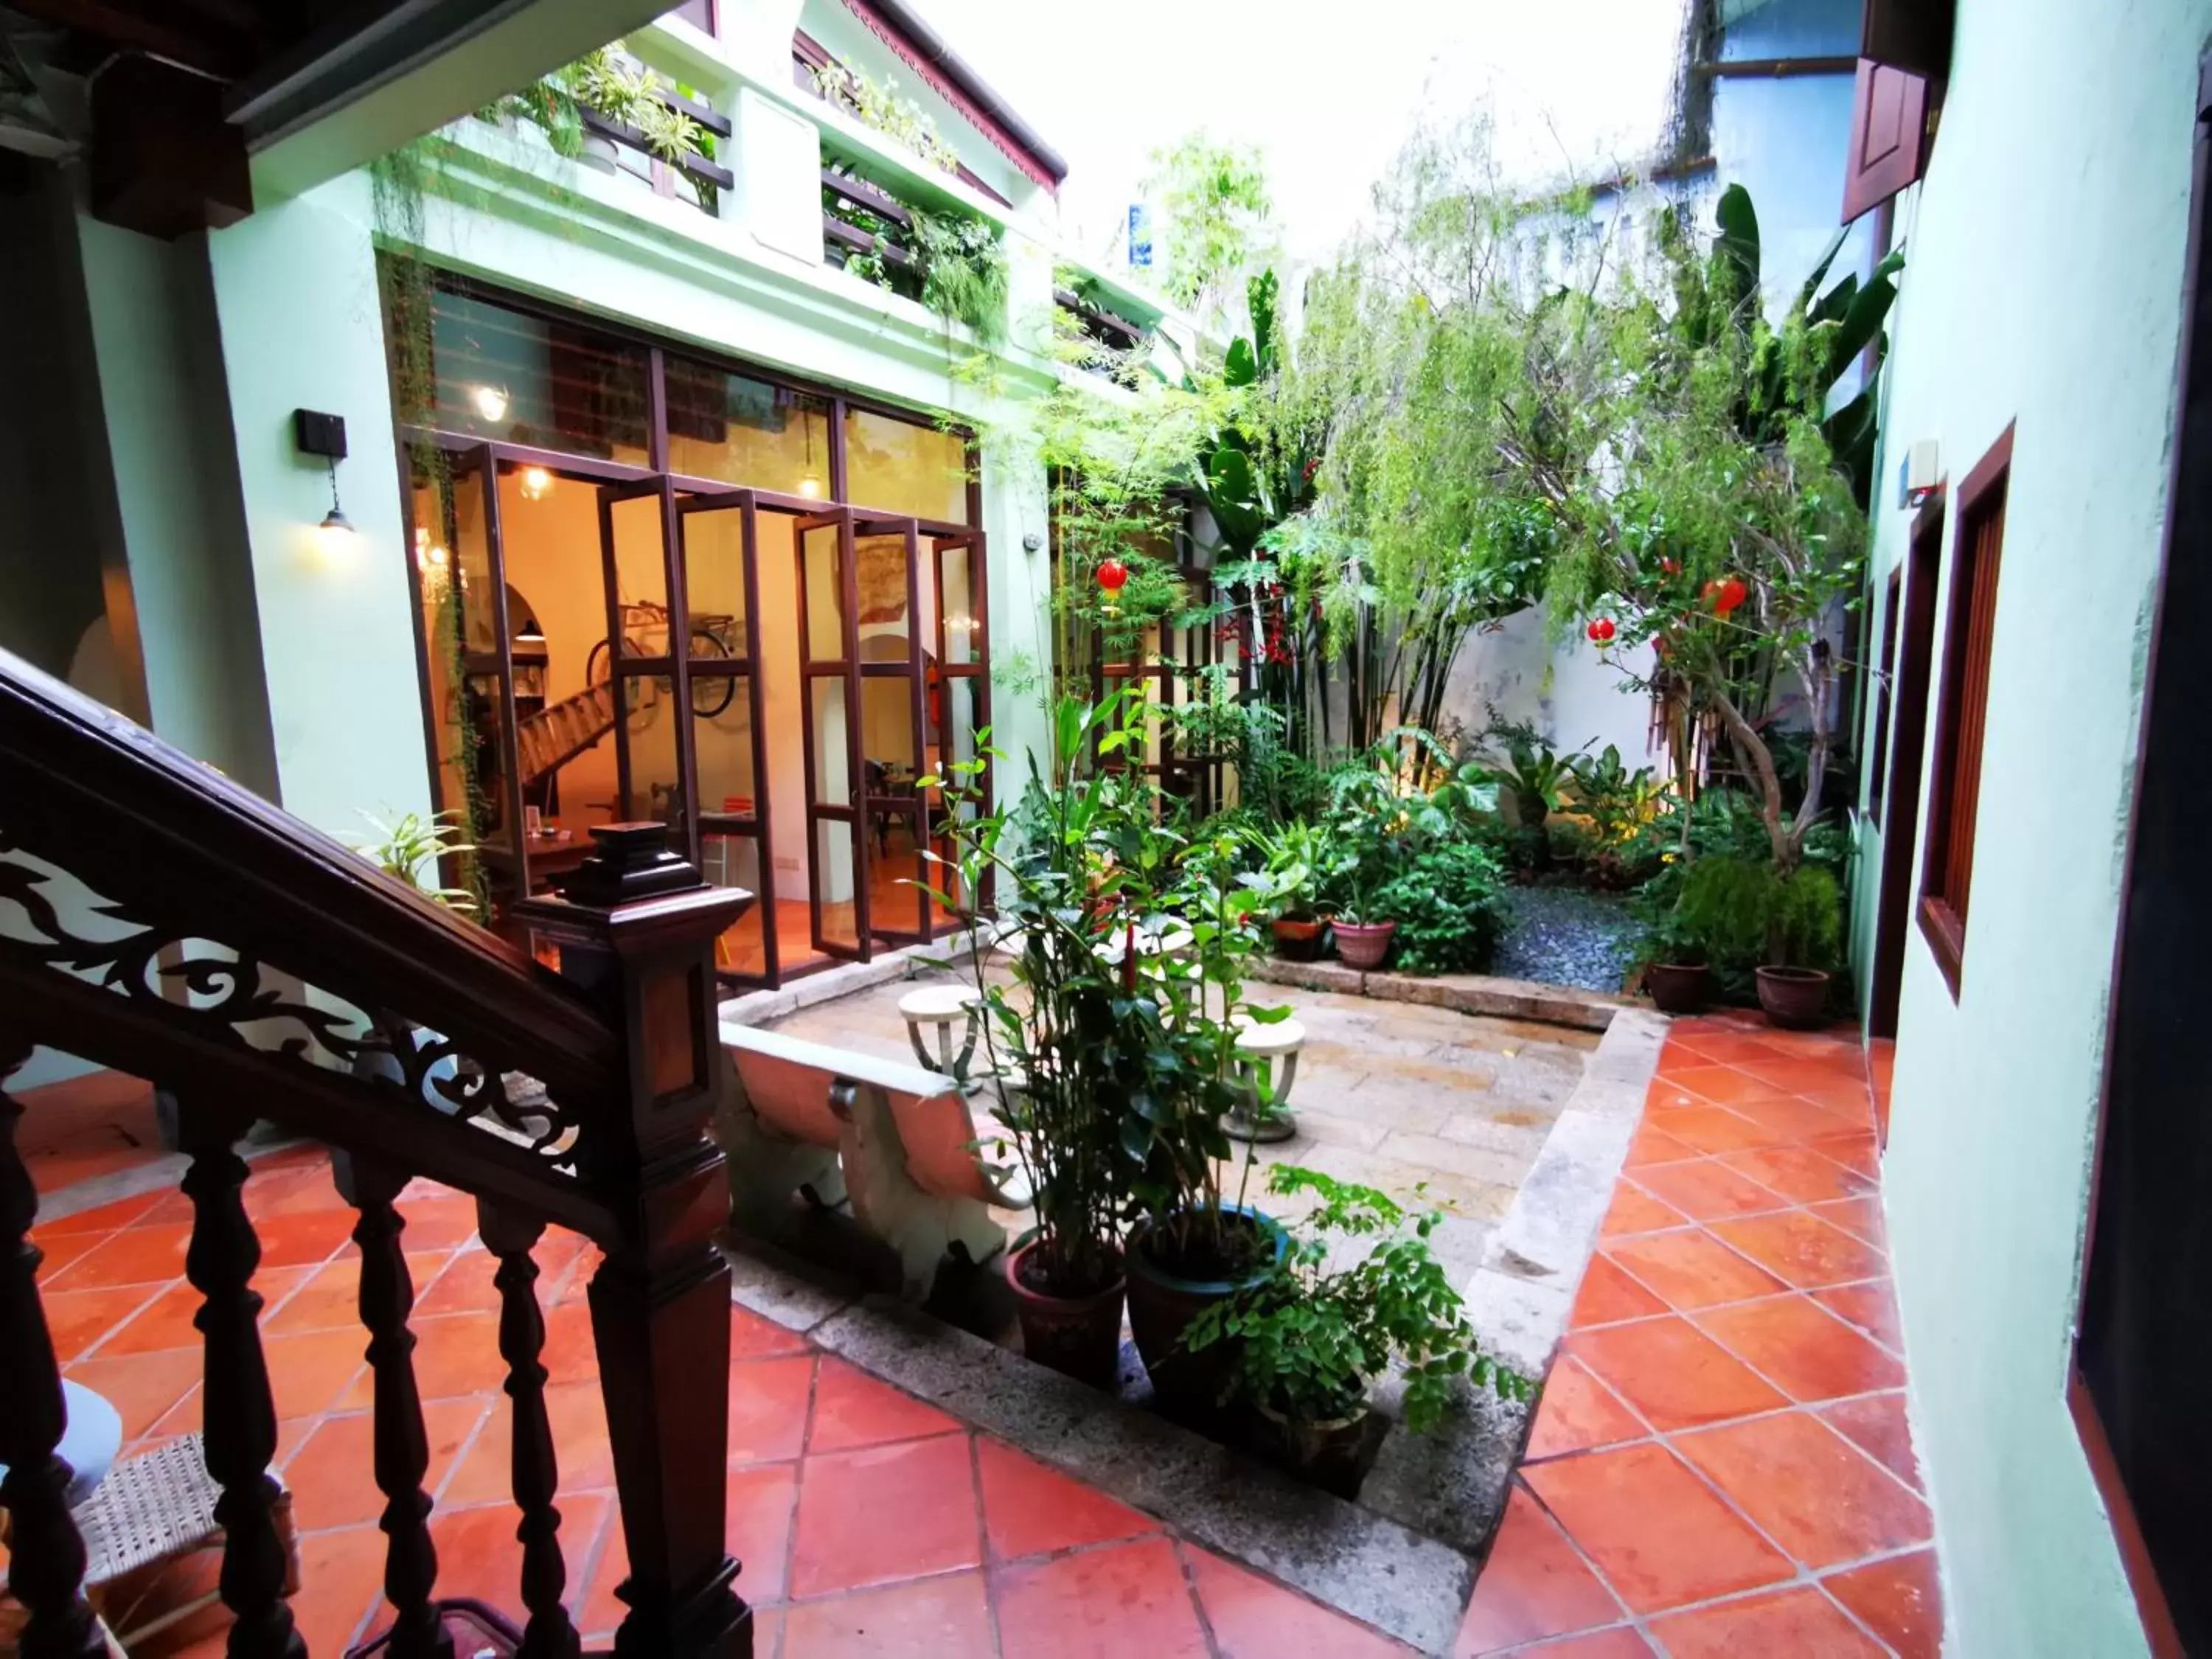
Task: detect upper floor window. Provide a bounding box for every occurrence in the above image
[671,0,717,35]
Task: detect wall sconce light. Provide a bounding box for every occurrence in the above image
[294,408,356,552]
[518,465,555,501]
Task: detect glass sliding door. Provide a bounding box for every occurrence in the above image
[796,509,866,960]
[854,515,928,947]
[928,530,992,921]
[678,490,774,986]
[596,478,698,863]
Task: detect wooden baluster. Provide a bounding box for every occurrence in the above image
[178,1097,306,1659]
[479,1200,581,1659]
[513,825,753,1659]
[334,1152,453,1659]
[0,1033,105,1659]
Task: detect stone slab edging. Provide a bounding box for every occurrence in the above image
[717,928,993,1028]
[1247,956,1631,1032]
[1460,1006,1669,1379]
[724,1247,1474,1655]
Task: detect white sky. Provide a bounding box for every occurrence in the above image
[911,0,1691,269]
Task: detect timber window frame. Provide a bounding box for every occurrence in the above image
[1916,422,2012,996]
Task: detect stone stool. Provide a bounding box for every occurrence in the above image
[1225,1015,1306,1144]
[900,983,983,1077]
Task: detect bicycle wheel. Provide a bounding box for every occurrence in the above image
[689,630,736,717]
[586,638,613,686]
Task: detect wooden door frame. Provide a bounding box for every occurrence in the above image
[1868,501,1946,1039]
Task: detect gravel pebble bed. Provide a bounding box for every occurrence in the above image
[1492,885,1640,992]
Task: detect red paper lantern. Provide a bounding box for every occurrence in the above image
[1705,575,1747,616]
[1587,617,1616,644]
[1096,559,1129,593]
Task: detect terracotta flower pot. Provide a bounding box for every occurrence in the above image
[1332,919,1397,971]
[1256,1399,1376,1500]
[1124,1208,1286,1415]
[1006,1239,1126,1389]
[1644,961,1711,1015]
[1272,917,1325,961]
[1756,966,1832,1030]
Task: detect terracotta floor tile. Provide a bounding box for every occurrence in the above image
[807,1357,964,1453]
[1818,1391,1923,1492]
[1714,1147,1874,1205]
[1565,1317,1787,1432]
[1721,1093,1868,1143]
[1692,1295,1905,1403]
[32,1191,164,1237]
[1191,1545,1413,1656]
[1642,1105,1780,1155]
[1625,1160,1790,1222]
[1523,1357,1648,1461]
[1653,1065,1795,1110]
[1823,1548,1942,1657]
[389,1194,483,1251]
[425,1488,612,1626]
[1647,1585,1883,1656]
[442,1378,613,1507]
[64,1347,204,1439]
[776,1569,995,1658]
[1665,1031,1792,1068]
[1455,1485,1626,1652]
[1623,1126,1697,1168]
[1732,1049,1868,1091]
[787,1433,981,1597]
[403,1311,510,1402]
[286,1523,391,1655]
[33,1233,103,1285]
[1708,1212,1885,1290]
[262,1326,370,1421]
[730,1303,812,1360]
[977,1436,1157,1560]
[728,1354,817,1465]
[538,1300,601,1386]
[41,1283,164,1361]
[1603,1230,1787,1312]
[1571,1256,1670,1327]
[1521,1443,1793,1614]
[263,1252,450,1336]
[1805,1130,1880,1177]
[250,1206,361,1270]
[583,1456,798,1633]
[1601,1183,1688,1237]
[285,1397,484,1531]
[1812,1280,1905,1354]
[1673,1411,1932,1567]
[1498,1630,1655,1657]
[44,1222,193,1290]
[994,1534,1209,1659]
[145,1381,204,1441]
[411,1248,501,1317]
[1808,1195,1885,1246]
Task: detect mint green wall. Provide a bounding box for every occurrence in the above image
[201,175,434,837]
[1853,1,2210,1651]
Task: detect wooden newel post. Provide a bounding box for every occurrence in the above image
[513,824,752,1659]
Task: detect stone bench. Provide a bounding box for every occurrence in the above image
[717,1022,1029,1301]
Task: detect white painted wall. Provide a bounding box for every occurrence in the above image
[1849,1,2212,1652]
[1441,607,1660,765]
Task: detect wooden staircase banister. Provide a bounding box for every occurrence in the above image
[0,648,618,1110]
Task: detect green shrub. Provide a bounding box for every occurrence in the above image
[1661,855,1846,994]
[1373,841,1508,974]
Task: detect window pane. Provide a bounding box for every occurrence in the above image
[703,833,768,977]
[844,407,968,523]
[815,817,861,950]
[695,675,757,812]
[667,359,831,496]
[809,676,852,803]
[936,542,979,666]
[854,532,913,650]
[418,287,650,466]
[607,493,667,653]
[802,522,847,664]
[682,504,752,662]
[625,675,685,825]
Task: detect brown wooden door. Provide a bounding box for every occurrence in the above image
[1868,504,1944,1039]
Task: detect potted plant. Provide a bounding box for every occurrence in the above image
[1183,1166,1527,1498]
[1251,820,1335,961]
[1636,912,1713,1014]
[1753,863,1844,1029]
[1318,766,1403,970]
[924,703,1160,1386]
[1121,821,1297,1416]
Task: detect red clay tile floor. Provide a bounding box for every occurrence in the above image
[4,1134,1412,1657]
[1455,1016,1938,1658]
[9,1015,1934,1658]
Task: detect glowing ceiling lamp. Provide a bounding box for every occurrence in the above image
[518,465,555,501]
[471,383,510,423]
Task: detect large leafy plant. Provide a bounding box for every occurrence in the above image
[1372,843,1507,975]
[1183,1165,1526,1430]
[353,810,479,915]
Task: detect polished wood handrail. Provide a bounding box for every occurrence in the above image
[0,649,619,1106]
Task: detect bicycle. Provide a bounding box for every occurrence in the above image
[586,601,739,718]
